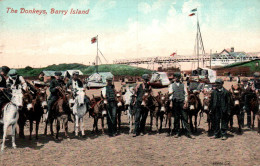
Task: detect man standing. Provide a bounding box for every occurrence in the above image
[0,66,11,112]
[47,71,73,122]
[102,76,117,137]
[66,71,91,110]
[169,72,193,138]
[240,78,252,128]
[210,78,231,140]
[133,74,152,137]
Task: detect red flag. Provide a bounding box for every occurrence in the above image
[91,37,97,44]
[170,52,176,57]
[189,13,195,16]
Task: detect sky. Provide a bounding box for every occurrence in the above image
[0,0,259,68]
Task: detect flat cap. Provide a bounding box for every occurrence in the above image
[8,69,17,76]
[174,72,181,78]
[54,71,62,76]
[1,66,10,74]
[253,72,260,77]
[141,74,149,81]
[215,78,224,84]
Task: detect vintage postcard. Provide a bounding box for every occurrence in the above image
[0,0,259,166]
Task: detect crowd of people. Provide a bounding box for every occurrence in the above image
[0,65,259,144]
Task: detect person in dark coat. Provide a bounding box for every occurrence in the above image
[0,66,11,114]
[102,75,117,137]
[133,74,152,137]
[210,78,231,140]
[47,71,73,122]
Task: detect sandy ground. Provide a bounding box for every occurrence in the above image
[0,81,259,166]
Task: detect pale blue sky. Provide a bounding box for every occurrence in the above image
[0,0,259,67]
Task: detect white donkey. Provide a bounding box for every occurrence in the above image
[123,86,136,134]
[71,88,87,137]
[0,86,23,152]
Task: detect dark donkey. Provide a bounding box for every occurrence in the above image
[141,90,160,132]
[44,87,70,140]
[229,84,243,133]
[248,89,259,130]
[18,91,33,138]
[187,91,202,133]
[27,88,46,140]
[202,89,213,133]
[153,91,168,133]
[89,95,105,134]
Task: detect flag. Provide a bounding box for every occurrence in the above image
[91,37,97,44]
[189,13,195,16]
[191,8,197,12]
[170,52,176,57]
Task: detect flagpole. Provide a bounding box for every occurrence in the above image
[96,35,98,73]
[197,9,199,69]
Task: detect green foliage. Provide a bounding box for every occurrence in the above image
[16,63,153,77]
[224,60,260,71]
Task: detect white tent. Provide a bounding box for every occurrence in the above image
[86,72,114,89]
[150,72,170,86]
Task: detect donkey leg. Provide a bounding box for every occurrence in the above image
[160,113,163,133]
[194,114,198,133]
[237,114,242,133]
[1,124,8,152]
[230,114,234,131]
[11,124,17,149]
[18,118,25,139]
[189,115,193,133]
[128,112,132,134]
[75,115,79,136]
[44,119,48,135]
[36,120,39,140]
[50,119,54,136]
[118,111,121,131]
[252,113,255,129]
[64,118,69,139]
[81,118,85,136]
[29,120,33,140]
[56,119,60,139]
[156,115,159,133]
[101,117,105,134]
[150,113,153,132]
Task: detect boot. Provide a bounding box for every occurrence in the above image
[68,114,74,123]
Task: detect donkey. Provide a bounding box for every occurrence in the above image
[248,90,259,130]
[71,88,88,137]
[187,91,202,133]
[27,88,46,140]
[89,95,105,134]
[44,87,70,140]
[0,87,23,152]
[141,90,160,132]
[252,90,260,130]
[123,86,136,133]
[115,90,125,132]
[18,90,33,139]
[153,92,167,133]
[229,84,243,132]
[202,89,213,132]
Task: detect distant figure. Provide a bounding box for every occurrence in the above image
[237,75,241,84]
